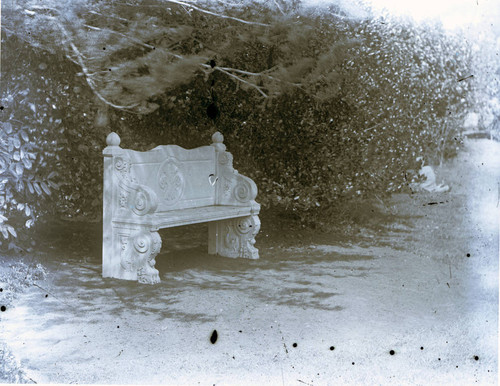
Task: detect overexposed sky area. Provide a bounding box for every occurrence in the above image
[369,0,498,29]
[303,0,500,32]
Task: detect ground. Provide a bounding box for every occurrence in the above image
[0,139,498,385]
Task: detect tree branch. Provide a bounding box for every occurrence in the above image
[83,24,156,50]
[204,64,268,97]
[45,17,139,110]
[170,0,270,26]
[123,0,271,26]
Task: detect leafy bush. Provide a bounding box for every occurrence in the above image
[0,261,47,295]
[0,117,59,250]
[0,258,47,382]
[0,0,482,236]
[0,343,29,384]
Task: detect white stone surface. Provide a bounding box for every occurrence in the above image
[102,132,260,284]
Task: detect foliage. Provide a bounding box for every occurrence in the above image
[0,257,47,382]
[0,0,483,236]
[0,260,47,294]
[0,343,29,384]
[0,35,64,248]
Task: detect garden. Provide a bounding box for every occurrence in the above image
[0,0,498,384]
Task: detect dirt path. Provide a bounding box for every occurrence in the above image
[0,139,498,385]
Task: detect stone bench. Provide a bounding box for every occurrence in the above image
[102,132,260,284]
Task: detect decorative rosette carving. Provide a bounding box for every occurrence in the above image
[136,231,162,284]
[235,217,255,235]
[218,152,233,167]
[219,216,260,259]
[120,236,133,272]
[120,230,162,284]
[233,180,252,203]
[119,190,128,208]
[114,156,131,178]
[158,158,184,205]
[132,187,158,216]
[224,224,238,252]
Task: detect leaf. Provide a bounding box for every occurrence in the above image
[20,131,29,142]
[48,171,58,179]
[0,214,7,223]
[33,181,42,195]
[27,181,34,194]
[3,122,13,134]
[13,151,20,161]
[40,181,51,195]
[7,225,17,238]
[1,226,8,239]
[15,162,24,176]
[25,205,31,216]
[22,157,33,169]
[13,137,21,149]
[25,219,34,229]
[48,180,60,190]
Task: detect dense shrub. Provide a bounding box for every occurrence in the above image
[1,0,482,239]
[0,34,63,249]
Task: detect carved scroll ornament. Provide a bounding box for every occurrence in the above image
[121,230,162,284]
[114,154,158,216]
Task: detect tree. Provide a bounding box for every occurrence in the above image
[1,0,481,241]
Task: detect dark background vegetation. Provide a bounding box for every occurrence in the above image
[0,0,498,250]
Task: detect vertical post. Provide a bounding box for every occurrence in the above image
[102,132,121,278]
[208,132,226,254]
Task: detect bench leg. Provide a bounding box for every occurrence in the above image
[131,230,162,284]
[208,215,260,259]
[103,226,162,284]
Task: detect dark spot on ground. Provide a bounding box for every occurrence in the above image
[210,330,218,344]
[390,350,395,355]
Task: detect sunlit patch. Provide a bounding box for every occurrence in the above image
[303,0,499,31]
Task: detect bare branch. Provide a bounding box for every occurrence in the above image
[43,16,139,110]
[87,10,129,22]
[206,65,268,97]
[169,0,270,26]
[83,24,156,50]
[218,66,302,87]
[122,0,271,27]
[273,0,285,16]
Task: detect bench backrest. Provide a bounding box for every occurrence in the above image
[103,132,259,223]
[116,145,217,212]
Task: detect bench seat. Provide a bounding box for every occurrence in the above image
[113,204,259,229]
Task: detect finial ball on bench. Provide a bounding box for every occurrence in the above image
[106,132,121,147]
[211,131,226,152]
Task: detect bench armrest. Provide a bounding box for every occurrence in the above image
[211,132,259,211]
[104,138,158,218]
